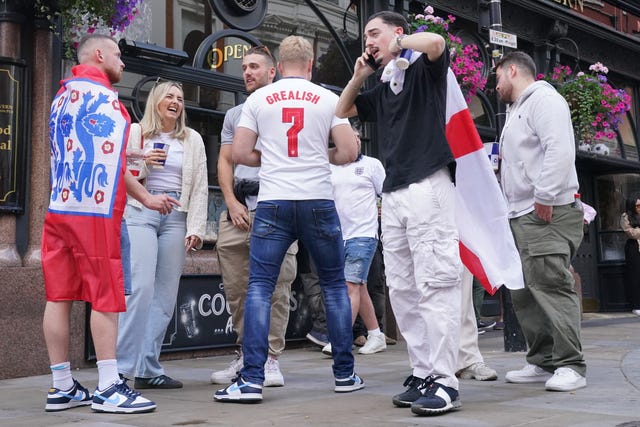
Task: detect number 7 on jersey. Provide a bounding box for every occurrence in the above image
[282,107,304,157]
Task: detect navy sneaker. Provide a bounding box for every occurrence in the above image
[306,329,329,348]
[134,374,183,389]
[91,380,156,413]
[334,373,365,393]
[392,375,425,407]
[45,379,92,412]
[410,377,461,416]
[214,376,263,403]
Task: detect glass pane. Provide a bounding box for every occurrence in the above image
[595,173,640,231]
[598,231,626,261]
[593,134,622,158]
[619,112,638,161]
[468,94,491,127]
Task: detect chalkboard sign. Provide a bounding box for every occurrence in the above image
[86,274,313,359]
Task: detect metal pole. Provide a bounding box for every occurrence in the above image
[482,0,528,352]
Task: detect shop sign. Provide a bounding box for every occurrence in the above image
[490,29,518,48]
[193,29,263,76]
[550,0,584,13]
[0,58,27,214]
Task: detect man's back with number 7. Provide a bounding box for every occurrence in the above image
[213,35,361,404]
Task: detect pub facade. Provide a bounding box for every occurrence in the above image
[0,0,638,379]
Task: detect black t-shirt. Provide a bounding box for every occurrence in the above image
[355,49,454,192]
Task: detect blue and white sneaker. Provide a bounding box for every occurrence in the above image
[91,379,156,413]
[334,373,365,393]
[45,379,92,412]
[213,376,263,403]
[410,376,462,416]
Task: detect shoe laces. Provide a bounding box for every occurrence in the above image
[265,357,279,371]
[402,375,425,390]
[421,375,445,397]
[115,379,141,398]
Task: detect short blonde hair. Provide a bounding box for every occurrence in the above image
[139,81,188,141]
[76,34,117,64]
[278,36,313,64]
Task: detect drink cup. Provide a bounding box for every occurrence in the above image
[152,142,169,169]
[126,147,145,177]
[483,142,500,172]
[395,49,412,70]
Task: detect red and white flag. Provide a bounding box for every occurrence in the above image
[445,69,524,294]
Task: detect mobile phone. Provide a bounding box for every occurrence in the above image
[365,54,380,71]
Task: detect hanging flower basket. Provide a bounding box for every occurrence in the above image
[408,5,487,104]
[35,0,142,60]
[538,62,631,147]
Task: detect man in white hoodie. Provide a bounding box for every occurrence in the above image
[495,51,586,392]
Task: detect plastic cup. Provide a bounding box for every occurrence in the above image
[126,147,145,177]
[396,49,412,70]
[483,142,499,171]
[152,142,169,169]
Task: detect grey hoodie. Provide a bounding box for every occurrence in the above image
[499,80,579,219]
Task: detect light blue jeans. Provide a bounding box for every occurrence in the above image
[240,199,354,384]
[117,191,187,378]
[121,219,132,296]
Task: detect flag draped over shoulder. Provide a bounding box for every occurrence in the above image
[48,77,128,217]
[445,69,524,294]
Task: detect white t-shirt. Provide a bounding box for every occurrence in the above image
[144,133,183,192]
[331,155,385,240]
[221,104,260,210]
[238,77,349,201]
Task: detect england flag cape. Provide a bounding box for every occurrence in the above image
[41,66,130,310]
[48,72,128,217]
[444,68,524,293]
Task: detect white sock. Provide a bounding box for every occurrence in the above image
[50,362,74,391]
[96,359,120,391]
[367,327,382,336]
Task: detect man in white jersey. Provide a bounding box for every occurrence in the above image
[328,127,387,355]
[214,35,360,403]
[211,45,297,388]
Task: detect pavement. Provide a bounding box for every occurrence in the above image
[1,312,640,427]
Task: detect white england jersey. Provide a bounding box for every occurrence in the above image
[331,155,386,240]
[238,77,349,201]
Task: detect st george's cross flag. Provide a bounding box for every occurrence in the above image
[444,68,524,294]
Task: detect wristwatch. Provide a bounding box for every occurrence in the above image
[396,34,407,50]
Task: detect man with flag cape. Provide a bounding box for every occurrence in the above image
[41,34,176,415]
[337,10,523,417]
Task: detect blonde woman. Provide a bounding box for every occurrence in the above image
[117,81,208,389]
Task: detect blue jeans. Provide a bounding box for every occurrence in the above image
[241,200,354,384]
[344,237,378,284]
[121,219,132,296]
[117,191,187,378]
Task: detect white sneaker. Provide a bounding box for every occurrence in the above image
[457,362,498,381]
[632,309,640,316]
[545,367,586,391]
[263,356,284,387]
[357,333,386,354]
[210,351,243,384]
[321,343,332,356]
[505,364,552,383]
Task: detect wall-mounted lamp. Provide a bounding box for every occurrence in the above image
[119,39,190,66]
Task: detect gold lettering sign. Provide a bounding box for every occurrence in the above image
[552,0,584,13]
[0,62,22,209]
[206,43,250,70]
